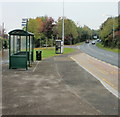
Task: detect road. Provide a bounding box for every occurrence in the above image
[66,43,119,99]
[71,52,119,98]
[78,42,120,68]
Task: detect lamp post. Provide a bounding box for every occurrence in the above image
[112,16,115,40]
[62,0,64,52]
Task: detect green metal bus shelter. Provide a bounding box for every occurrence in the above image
[8,29,34,70]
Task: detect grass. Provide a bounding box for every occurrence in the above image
[64,42,84,46]
[33,47,76,60]
[74,42,84,46]
[96,43,120,54]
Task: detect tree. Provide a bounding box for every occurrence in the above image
[27,16,93,46]
[28,18,41,40]
[77,25,93,42]
[27,16,55,47]
[42,16,54,39]
[82,25,92,39]
[55,17,78,45]
[99,16,119,48]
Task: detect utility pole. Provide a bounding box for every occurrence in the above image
[112,16,115,40]
[52,35,54,47]
[26,19,28,32]
[62,0,64,52]
[2,23,4,37]
[46,37,47,49]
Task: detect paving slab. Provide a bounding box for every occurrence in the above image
[2,50,119,115]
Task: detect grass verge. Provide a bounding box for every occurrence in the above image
[96,43,120,54]
[33,47,76,60]
[75,42,84,45]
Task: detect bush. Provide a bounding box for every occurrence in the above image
[47,39,54,47]
[116,36,120,49]
[102,34,120,49]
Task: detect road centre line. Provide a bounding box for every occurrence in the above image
[70,57,120,99]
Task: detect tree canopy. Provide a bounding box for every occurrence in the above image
[26,16,95,46]
[99,16,119,48]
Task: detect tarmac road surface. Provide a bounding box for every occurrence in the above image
[78,42,120,67]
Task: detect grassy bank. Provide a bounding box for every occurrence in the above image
[33,47,76,60]
[96,43,120,54]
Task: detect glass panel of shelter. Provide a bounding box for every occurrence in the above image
[21,36,26,51]
[10,35,13,55]
[16,36,21,52]
[11,35,28,55]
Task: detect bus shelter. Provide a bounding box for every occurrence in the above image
[8,29,34,70]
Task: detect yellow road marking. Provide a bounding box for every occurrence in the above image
[102,78,114,87]
[98,69,108,75]
[70,57,117,90]
[110,71,119,74]
[84,53,118,69]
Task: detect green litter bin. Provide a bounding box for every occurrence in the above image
[36,50,42,60]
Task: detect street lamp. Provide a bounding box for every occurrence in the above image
[62,0,64,52]
[103,14,115,40]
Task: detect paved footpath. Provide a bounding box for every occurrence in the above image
[2,50,118,115]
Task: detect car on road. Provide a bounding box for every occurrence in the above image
[97,39,100,42]
[85,40,89,43]
[92,40,96,45]
[42,44,49,47]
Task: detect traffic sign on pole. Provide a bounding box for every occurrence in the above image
[21,24,26,26]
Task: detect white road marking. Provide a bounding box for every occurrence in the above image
[79,44,118,68]
[33,61,40,72]
[70,57,120,99]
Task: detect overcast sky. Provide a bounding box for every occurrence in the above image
[0,0,119,33]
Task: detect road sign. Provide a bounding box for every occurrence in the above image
[22,21,27,23]
[21,24,26,26]
[22,18,27,22]
[22,18,28,27]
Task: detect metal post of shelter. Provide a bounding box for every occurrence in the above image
[9,35,11,69]
[29,35,31,66]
